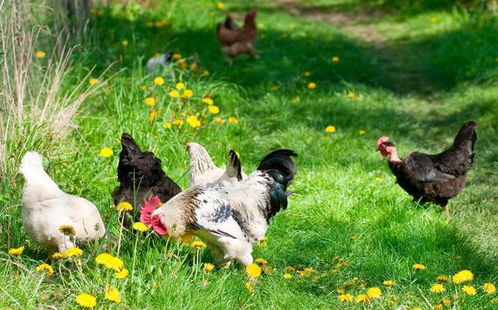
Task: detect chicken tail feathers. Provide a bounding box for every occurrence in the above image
[257,149,298,185]
[227,150,243,181]
[224,15,237,30]
[453,121,477,151]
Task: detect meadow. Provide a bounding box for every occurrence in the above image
[0,0,497,309]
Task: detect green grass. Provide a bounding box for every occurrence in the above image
[1,0,497,309]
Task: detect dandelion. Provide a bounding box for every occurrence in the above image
[432,304,443,310]
[412,264,426,270]
[462,285,477,296]
[359,129,366,135]
[331,56,340,62]
[202,70,210,76]
[116,202,133,212]
[172,53,182,60]
[436,275,449,282]
[133,222,148,232]
[285,266,295,272]
[104,285,121,303]
[452,270,473,284]
[208,105,220,114]
[149,111,158,122]
[383,280,395,286]
[115,268,129,279]
[153,77,164,85]
[99,147,113,158]
[355,294,369,303]
[36,263,54,275]
[430,283,445,293]
[191,240,207,249]
[214,117,225,124]
[367,287,382,298]
[163,122,172,129]
[337,289,345,294]
[145,97,156,107]
[121,40,128,46]
[283,273,293,279]
[254,258,268,265]
[52,252,65,259]
[186,115,201,128]
[202,97,213,105]
[204,263,215,272]
[182,89,193,99]
[76,293,96,308]
[8,246,25,255]
[172,119,184,126]
[483,283,496,294]
[442,297,452,306]
[59,225,76,236]
[307,82,316,89]
[95,253,124,271]
[89,78,99,85]
[245,281,254,293]
[228,116,238,124]
[246,263,262,278]
[217,2,224,9]
[303,71,311,77]
[176,82,185,90]
[325,125,336,133]
[178,60,187,69]
[169,90,180,98]
[338,294,353,302]
[430,17,438,23]
[65,247,83,257]
[35,51,46,58]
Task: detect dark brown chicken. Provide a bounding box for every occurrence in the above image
[112,134,181,222]
[216,9,257,61]
[376,121,477,217]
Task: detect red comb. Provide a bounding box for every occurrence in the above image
[376,136,390,149]
[140,196,167,235]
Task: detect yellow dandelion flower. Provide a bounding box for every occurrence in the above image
[89,78,99,85]
[355,294,369,303]
[303,71,311,77]
[76,293,96,308]
[163,122,172,129]
[452,270,473,284]
[412,264,426,270]
[245,281,254,293]
[430,283,445,293]
[254,258,268,265]
[462,285,476,296]
[58,225,76,236]
[145,97,156,107]
[35,263,54,276]
[95,253,124,271]
[99,147,113,158]
[35,51,46,58]
[172,53,182,60]
[359,129,366,135]
[383,280,395,286]
[176,82,185,90]
[115,268,129,279]
[104,285,121,303]
[442,297,452,306]
[483,283,496,294]
[191,240,206,249]
[64,247,83,257]
[436,275,449,282]
[325,125,336,133]
[116,202,133,212]
[133,222,148,232]
[202,97,214,105]
[202,70,210,76]
[331,56,340,62]
[178,60,187,69]
[430,17,438,23]
[149,111,158,122]
[367,287,382,298]
[337,288,345,294]
[338,294,353,302]
[182,89,193,99]
[217,2,224,9]
[169,90,180,98]
[214,117,225,124]
[208,105,220,114]
[121,40,128,46]
[228,116,238,124]
[307,82,316,89]
[153,77,164,85]
[204,263,215,272]
[432,304,443,310]
[8,246,25,255]
[52,252,65,260]
[186,115,201,128]
[283,273,293,279]
[285,266,295,272]
[172,119,184,126]
[246,263,262,278]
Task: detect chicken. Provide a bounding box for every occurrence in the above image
[186,142,247,187]
[19,152,105,254]
[216,9,257,61]
[146,52,173,74]
[376,121,477,217]
[141,149,297,265]
[112,133,182,221]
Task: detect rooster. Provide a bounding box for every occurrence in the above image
[112,133,182,222]
[19,152,105,254]
[186,142,247,187]
[216,9,257,61]
[376,121,477,217]
[141,149,297,265]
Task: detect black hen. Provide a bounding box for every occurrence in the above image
[376,121,477,216]
[112,133,181,221]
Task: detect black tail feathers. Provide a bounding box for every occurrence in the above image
[453,121,477,152]
[257,149,297,186]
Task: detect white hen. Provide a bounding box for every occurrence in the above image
[20,152,105,254]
